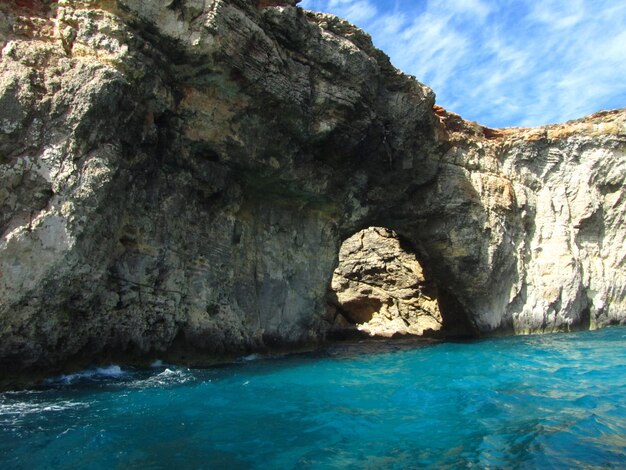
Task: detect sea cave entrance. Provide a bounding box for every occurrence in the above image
[326,226,476,339]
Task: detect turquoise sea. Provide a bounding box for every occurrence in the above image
[1,327,625,469]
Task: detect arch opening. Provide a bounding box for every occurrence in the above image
[325,226,478,340]
[326,226,444,339]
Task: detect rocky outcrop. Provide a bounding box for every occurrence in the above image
[0,0,624,379]
[328,227,442,338]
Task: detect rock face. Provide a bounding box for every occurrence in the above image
[0,0,624,378]
[328,227,442,338]
[433,107,626,334]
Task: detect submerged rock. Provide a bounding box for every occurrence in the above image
[0,0,624,377]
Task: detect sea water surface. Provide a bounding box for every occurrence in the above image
[1,327,626,469]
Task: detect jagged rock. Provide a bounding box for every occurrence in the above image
[0,0,624,379]
[328,227,442,337]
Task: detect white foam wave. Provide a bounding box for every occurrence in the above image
[0,399,88,418]
[44,365,127,385]
[128,368,195,389]
[239,353,263,362]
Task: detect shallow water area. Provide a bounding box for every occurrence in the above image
[2,327,626,468]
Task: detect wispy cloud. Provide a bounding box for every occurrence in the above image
[300,0,626,127]
[320,0,379,23]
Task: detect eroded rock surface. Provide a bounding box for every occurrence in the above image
[0,0,624,379]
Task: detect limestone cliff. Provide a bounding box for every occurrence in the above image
[0,0,624,379]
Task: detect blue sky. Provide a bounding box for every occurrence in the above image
[299,0,626,128]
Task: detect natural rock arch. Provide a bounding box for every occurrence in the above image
[0,0,624,380]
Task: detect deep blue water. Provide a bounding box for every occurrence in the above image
[2,328,626,469]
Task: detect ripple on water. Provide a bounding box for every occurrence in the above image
[0,327,625,469]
